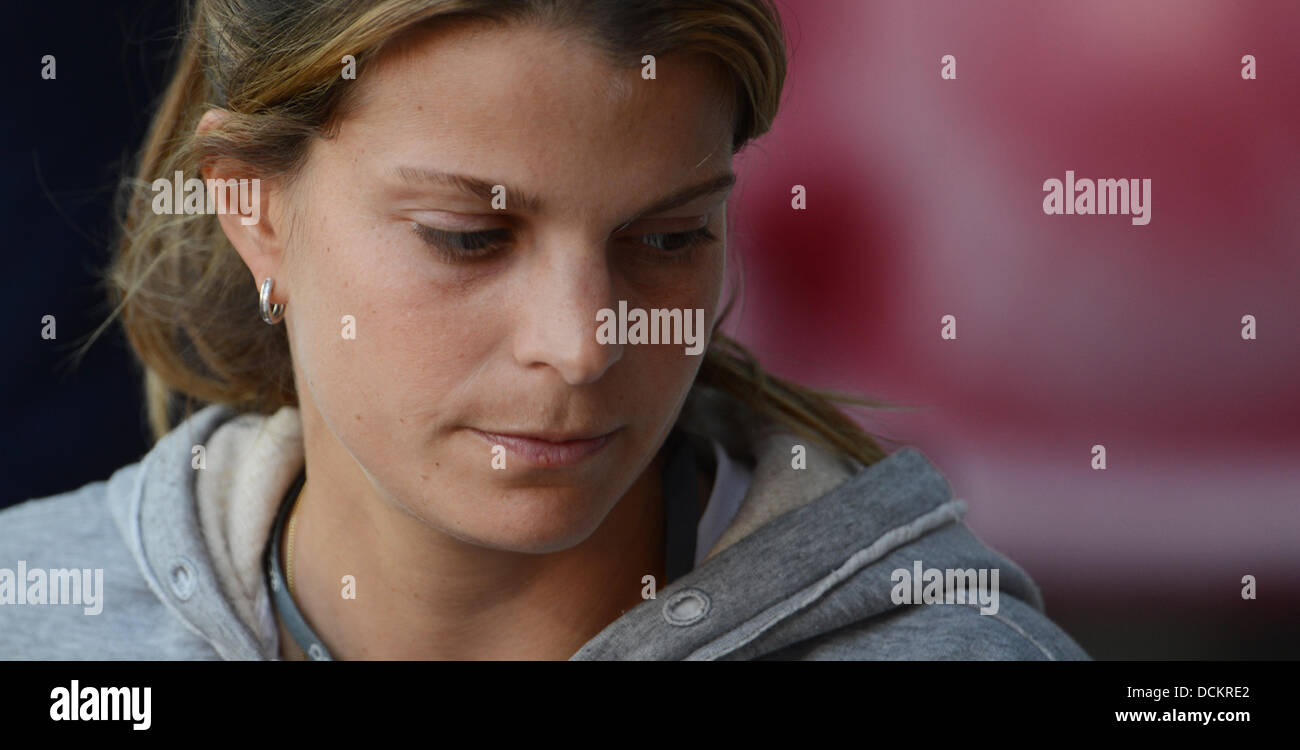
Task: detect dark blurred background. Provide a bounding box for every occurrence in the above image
[3,1,179,514]
[3,0,1296,659]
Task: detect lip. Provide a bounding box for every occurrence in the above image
[470,427,620,468]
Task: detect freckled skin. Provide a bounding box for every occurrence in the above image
[209,18,734,659]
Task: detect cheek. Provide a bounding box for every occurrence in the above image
[291,221,500,439]
[619,259,723,416]
[624,347,707,443]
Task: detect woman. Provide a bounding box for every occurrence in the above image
[0,0,1087,660]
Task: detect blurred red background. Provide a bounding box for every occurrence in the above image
[723,0,1299,657]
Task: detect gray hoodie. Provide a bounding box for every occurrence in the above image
[0,386,1089,660]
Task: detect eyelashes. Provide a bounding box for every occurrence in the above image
[638,227,716,259]
[410,223,716,265]
[412,224,510,261]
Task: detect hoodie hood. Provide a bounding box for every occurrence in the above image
[89,385,1087,661]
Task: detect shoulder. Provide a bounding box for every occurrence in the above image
[0,466,219,660]
[0,450,159,557]
[0,472,127,559]
[764,595,1091,661]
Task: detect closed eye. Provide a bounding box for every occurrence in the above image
[410,223,717,264]
[633,226,716,263]
[412,224,510,261]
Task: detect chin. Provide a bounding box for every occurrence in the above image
[434,483,618,554]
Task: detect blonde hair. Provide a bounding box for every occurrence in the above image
[84,0,917,465]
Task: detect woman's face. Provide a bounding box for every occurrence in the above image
[271,20,735,552]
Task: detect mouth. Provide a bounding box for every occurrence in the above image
[468,427,621,468]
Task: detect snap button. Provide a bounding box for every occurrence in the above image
[168,557,197,601]
[307,643,326,660]
[662,587,710,626]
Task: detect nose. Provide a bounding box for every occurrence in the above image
[511,238,623,386]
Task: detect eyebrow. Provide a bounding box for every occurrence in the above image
[390,167,736,227]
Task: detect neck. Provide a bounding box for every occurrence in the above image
[281,403,669,661]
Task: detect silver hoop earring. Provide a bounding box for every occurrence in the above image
[260,277,285,325]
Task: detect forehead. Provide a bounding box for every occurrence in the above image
[331,17,736,205]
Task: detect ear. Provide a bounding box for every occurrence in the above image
[196,108,292,308]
